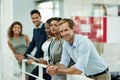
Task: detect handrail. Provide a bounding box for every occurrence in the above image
[22,59,45,80]
[22,59,93,80]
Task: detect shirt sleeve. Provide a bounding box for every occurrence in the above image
[60,42,71,67]
[24,30,36,58]
[73,40,92,72]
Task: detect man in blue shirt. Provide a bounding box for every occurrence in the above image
[47,18,111,80]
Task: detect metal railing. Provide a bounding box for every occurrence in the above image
[22,59,45,80]
[22,59,93,80]
[0,52,93,80]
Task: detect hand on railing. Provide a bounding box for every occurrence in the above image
[26,59,35,64]
[22,59,93,80]
[46,65,58,76]
[15,54,24,62]
[38,59,47,65]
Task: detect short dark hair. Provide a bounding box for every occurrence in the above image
[50,17,62,22]
[46,18,53,24]
[30,9,41,17]
[46,17,62,25]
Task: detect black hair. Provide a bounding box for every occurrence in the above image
[50,17,62,22]
[30,9,41,17]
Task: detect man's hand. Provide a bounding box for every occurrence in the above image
[46,65,58,76]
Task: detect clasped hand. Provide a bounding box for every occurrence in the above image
[15,54,24,62]
[46,65,58,76]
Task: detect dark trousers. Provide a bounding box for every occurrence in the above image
[28,66,51,80]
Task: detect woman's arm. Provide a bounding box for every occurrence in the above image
[7,40,19,60]
[7,40,17,56]
[24,34,30,46]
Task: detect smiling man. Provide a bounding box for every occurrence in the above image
[24,9,49,80]
[47,18,111,80]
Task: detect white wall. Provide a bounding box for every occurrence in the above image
[1,0,14,79]
[63,0,103,17]
[13,0,36,40]
[0,0,36,79]
[63,0,120,17]
[107,17,120,43]
[101,43,120,72]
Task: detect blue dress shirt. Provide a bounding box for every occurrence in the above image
[60,34,108,75]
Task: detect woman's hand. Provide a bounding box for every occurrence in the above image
[26,59,35,64]
[38,59,47,65]
[15,54,24,62]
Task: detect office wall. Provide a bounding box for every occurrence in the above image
[0,0,13,79]
[107,17,120,43]
[0,0,36,79]
[64,0,120,17]
[102,43,120,72]
[13,0,36,40]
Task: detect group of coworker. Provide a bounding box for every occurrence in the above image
[7,9,111,80]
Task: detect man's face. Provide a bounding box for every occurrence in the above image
[31,13,41,27]
[59,22,74,42]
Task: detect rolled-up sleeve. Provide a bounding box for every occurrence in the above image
[60,43,70,67]
[73,41,91,72]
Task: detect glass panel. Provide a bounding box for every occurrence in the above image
[38,0,61,22]
[39,9,53,22]
[39,1,53,8]
[54,0,59,8]
[54,9,59,17]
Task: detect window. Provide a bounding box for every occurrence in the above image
[93,4,120,16]
[36,0,63,22]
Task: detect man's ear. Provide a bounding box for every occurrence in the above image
[73,27,75,32]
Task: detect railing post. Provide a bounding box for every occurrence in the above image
[22,59,26,80]
[38,65,43,79]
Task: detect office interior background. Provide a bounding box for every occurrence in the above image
[0,0,120,80]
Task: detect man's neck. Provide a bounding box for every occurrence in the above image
[68,34,75,46]
[36,22,43,28]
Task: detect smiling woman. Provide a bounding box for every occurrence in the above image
[7,21,36,80]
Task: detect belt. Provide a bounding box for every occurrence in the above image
[87,68,109,78]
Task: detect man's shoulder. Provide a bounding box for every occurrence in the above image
[41,23,45,27]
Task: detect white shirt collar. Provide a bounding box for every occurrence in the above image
[35,22,44,29]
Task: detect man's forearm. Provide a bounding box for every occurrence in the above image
[56,66,82,75]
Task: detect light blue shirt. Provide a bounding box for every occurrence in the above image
[60,34,108,75]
